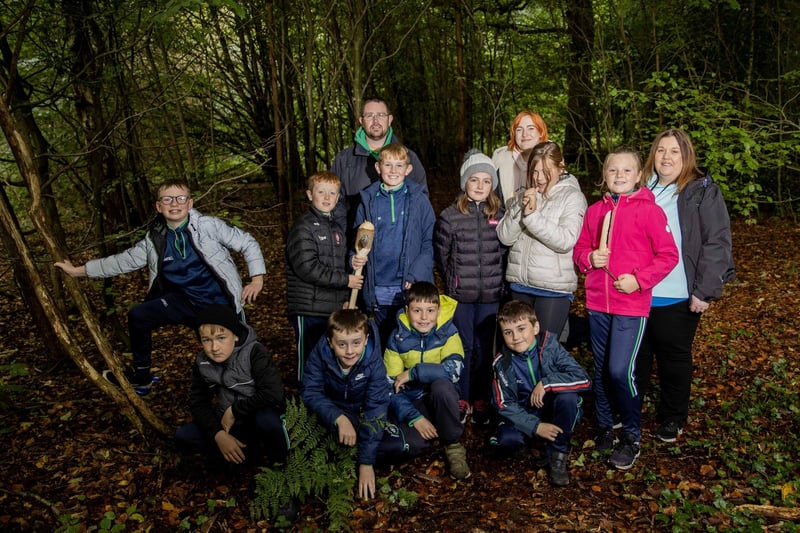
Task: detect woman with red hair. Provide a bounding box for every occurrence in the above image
[492,111,549,206]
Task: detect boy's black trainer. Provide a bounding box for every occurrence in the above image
[656,421,683,443]
[102,368,155,396]
[609,433,640,470]
[594,427,617,452]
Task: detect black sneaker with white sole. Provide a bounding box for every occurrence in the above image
[102,369,156,396]
[656,421,683,443]
[594,427,617,452]
[609,432,640,470]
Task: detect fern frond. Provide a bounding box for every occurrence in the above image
[251,397,357,529]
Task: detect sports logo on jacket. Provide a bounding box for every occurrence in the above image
[496,367,510,388]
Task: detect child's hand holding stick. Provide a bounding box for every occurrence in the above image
[594,210,617,281]
[348,221,374,309]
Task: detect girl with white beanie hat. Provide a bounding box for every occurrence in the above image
[434,149,506,424]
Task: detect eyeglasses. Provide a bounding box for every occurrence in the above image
[158,195,190,205]
[362,112,389,120]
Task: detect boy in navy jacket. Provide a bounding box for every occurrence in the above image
[351,143,435,346]
[491,300,591,486]
[301,309,406,500]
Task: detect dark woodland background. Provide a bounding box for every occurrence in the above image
[1,1,799,531]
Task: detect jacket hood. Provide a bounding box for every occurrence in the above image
[236,324,257,348]
[396,294,457,333]
[553,173,581,192]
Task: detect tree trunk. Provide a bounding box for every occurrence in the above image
[0,22,67,251]
[0,94,169,437]
[455,3,467,158]
[0,186,64,358]
[563,0,598,182]
[267,0,290,234]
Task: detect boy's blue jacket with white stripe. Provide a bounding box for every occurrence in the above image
[492,330,591,437]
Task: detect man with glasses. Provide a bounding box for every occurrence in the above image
[331,97,427,231]
[55,179,266,395]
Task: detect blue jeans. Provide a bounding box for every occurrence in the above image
[589,311,646,442]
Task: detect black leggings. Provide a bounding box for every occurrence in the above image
[510,291,572,339]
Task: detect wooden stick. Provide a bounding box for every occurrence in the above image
[349,221,374,309]
[599,210,612,252]
[599,211,617,280]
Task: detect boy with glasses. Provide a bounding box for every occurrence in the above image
[55,179,266,395]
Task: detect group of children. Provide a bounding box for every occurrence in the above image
[55,139,680,501]
[286,140,680,487]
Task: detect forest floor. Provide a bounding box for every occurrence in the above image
[0,179,798,532]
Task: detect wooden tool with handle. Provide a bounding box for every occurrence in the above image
[349,221,375,309]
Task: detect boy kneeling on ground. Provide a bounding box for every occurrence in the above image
[491,300,591,486]
[175,304,289,467]
[301,309,409,500]
[384,281,470,480]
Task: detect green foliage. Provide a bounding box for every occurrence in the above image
[98,511,125,533]
[251,399,357,531]
[56,504,144,533]
[179,497,237,530]
[655,360,799,529]
[55,514,81,533]
[377,474,418,509]
[609,70,796,222]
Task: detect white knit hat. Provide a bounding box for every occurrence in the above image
[460,149,498,190]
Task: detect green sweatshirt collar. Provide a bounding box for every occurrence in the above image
[354,126,394,158]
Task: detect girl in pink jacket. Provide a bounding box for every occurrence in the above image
[573,147,678,471]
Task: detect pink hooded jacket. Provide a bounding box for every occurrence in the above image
[573,187,678,317]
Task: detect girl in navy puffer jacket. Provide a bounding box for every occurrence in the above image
[434,150,505,423]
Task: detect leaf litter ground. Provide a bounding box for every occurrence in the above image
[0,181,798,531]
